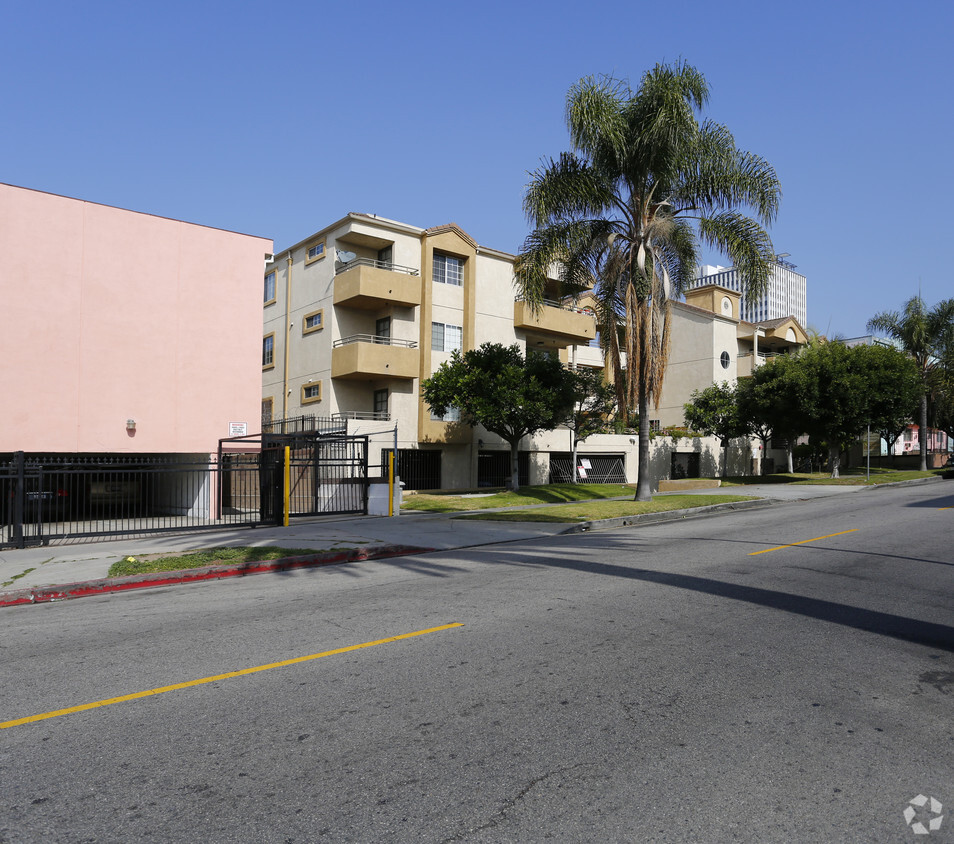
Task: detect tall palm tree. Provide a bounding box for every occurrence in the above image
[515,63,781,500]
[868,295,954,470]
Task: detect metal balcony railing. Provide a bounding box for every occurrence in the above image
[515,296,594,315]
[333,335,418,348]
[332,411,391,422]
[334,257,420,277]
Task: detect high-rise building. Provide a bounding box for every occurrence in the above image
[693,258,807,327]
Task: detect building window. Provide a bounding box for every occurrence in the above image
[301,382,322,404]
[264,270,276,305]
[303,310,324,334]
[649,419,661,433]
[377,245,393,269]
[720,351,731,369]
[305,240,326,265]
[374,389,389,417]
[433,253,463,286]
[263,334,275,369]
[431,406,461,422]
[375,316,391,342]
[431,322,462,352]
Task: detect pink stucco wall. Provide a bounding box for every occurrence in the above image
[0,184,273,454]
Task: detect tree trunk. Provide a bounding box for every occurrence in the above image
[920,392,929,471]
[510,439,521,492]
[722,442,729,478]
[635,391,652,501]
[829,442,841,479]
[786,444,793,473]
[571,430,579,483]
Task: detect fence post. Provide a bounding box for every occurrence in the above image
[13,451,24,549]
[283,446,290,527]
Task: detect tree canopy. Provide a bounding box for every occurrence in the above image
[515,62,780,500]
[683,381,745,476]
[420,343,577,491]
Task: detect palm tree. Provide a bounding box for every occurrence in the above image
[515,63,781,500]
[868,295,954,470]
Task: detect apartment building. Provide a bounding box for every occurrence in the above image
[263,213,812,488]
[653,284,809,429]
[693,258,807,327]
[262,213,598,489]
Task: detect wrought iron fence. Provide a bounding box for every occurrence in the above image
[0,452,271,549]
[1,436,370,549]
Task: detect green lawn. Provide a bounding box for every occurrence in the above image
[453,494,756,523]
[401,483,636,513]
[108,546,327,577]
[721,468,947,487]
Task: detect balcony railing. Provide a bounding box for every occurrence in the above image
[515,295,593,315]
[332,411,391,422]
[334,257,419,277]
[333,335,418,348]
[738,351,781,360]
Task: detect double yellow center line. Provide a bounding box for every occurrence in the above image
[2,622,463,730]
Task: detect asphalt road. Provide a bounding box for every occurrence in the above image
[2,482,953,843]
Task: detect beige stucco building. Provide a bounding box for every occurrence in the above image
[263,213,807,489]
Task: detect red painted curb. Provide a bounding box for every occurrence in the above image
[0,544,435,608]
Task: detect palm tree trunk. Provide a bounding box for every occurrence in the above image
[635,391,652,501]
[920,392,929,471]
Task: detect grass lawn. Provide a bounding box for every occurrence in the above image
[721,468,947,487]
[109,546,326,577]
[401,483,636,513]
[453,494,757,523]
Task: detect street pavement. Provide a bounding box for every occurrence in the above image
[0,480,923,597]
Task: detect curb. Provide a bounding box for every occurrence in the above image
[559,498,779,535]
[0,544,435,609]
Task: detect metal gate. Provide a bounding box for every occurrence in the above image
[284,435,369,517]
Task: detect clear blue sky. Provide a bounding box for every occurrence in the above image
[4,0,952,338]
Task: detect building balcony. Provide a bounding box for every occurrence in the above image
[331,335,419,380]
[737,351,780,378]
[514,298,596,345]
[333,258,422,309]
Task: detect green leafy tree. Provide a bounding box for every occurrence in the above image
[515,62,780,501]
[740,355,806,473]
[858,343,921,463]
[421,343,577,491]
[683,381,745,476]
[564,368,617,481]
[868,296,954,470]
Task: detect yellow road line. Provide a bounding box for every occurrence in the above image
[1,622,463,730]
[749,529,859,556]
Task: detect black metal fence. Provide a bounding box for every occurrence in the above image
[0,452,270,549]
[2,437,370,549]
[381,449,442,490]
[548,454,627,484]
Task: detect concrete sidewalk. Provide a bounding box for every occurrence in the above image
[0,480,907,603]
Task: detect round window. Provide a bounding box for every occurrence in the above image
[720,351,730,369]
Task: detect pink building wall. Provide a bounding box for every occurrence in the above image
[0,184,273,454]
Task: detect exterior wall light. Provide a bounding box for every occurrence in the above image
[126,419,136,431]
